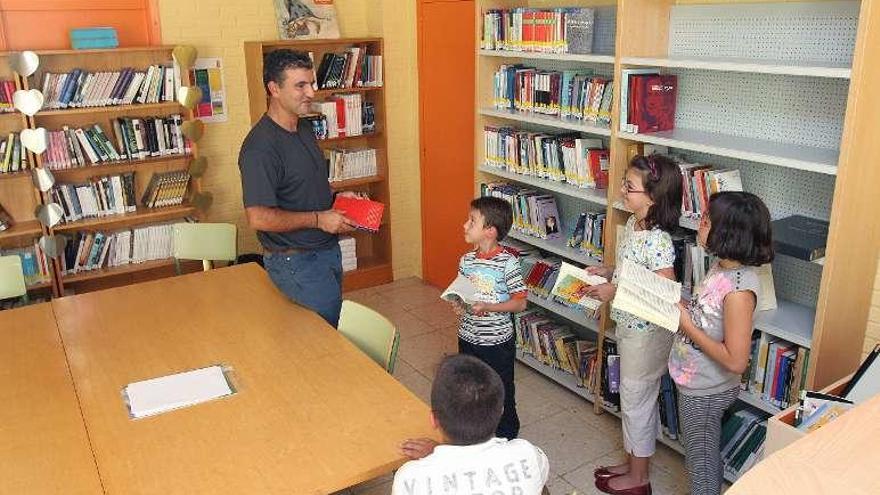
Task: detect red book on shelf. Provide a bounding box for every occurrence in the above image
[332,196,384,232]
[630,74,677,133]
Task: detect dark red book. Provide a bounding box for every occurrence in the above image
[332,196,384,232]
[631,74,677,133]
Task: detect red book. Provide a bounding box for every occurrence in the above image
[332,196,384,232]
[631,74,677,133]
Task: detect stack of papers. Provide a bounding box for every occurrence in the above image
[124,365,235,419]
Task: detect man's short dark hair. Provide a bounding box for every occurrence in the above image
[471,196,514,241]
[431,354,504,445]
[263,49,313,93]
[706,191,775,266]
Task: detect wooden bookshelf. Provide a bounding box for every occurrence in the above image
[474,0,880,483]
[243,37,392,292]
[2,46,207,296]
[0,51,50,296]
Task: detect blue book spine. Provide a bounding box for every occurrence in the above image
[58,69,80,108]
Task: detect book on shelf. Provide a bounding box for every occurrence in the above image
[60,222,177,274]
[480,7,595,54]
[0,132,32,174]
[325,147,377,182]
[549,261,606,314]
[628,74,677,134]
[331,195,384,232]
[39,65,177,110]
[566,211,605,261]
[483,125,608,189]
[618,68,659,133]
[744,331,809,410]
[721,410,766,480]
[492,65,613,127]
[43,115,188,170]
[315,48,382,89]
[0,79,17,113]
[678,161,743,220]
[50,172,137,223]
[612,259,682,332]
[481,183,565,240]
[659,373,680,440]
[771,215,829,261]
[339,235,357,272]
[1,243,52,286]
[141,170,191,209]
[308,94,369,139]
[441,273,480,309]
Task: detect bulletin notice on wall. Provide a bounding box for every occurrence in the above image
[189,58,227,123]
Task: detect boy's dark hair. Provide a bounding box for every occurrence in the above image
[706,191,774,266]
[431,354,504,445]
[471,196,513,241]
[263,49,314,93]
[629,154,682,232]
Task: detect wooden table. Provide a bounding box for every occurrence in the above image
[0,303,104,494]
[51,263,436,494]
[728,393,880,494]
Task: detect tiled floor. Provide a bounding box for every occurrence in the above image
[343,277,690,495]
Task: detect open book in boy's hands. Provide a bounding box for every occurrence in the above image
[332,196,385,232]
[612,259,682,332]
[550,262,608,314]
[441,274,479,309]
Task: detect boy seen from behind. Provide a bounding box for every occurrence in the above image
[393,354,548,495]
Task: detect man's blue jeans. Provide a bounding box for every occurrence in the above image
[263,244,343,327]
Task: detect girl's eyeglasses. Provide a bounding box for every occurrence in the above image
[620,179,647,194]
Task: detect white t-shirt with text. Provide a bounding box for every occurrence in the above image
[392,437,549,495]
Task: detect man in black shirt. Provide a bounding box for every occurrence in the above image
[238,49,355,327]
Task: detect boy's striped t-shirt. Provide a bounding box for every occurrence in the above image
[457,247,527,346]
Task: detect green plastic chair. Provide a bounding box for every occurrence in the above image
[338,300,400,373]
[0,255,27,301]
[172,222,237,273]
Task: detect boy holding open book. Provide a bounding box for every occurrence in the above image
[442,196,528,440]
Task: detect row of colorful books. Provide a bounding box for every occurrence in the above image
[0,132,32,174]
[307,95,373,139]
[513,307,619,410]
[39,65,177,110]
[745,332,811,410]
[481,182,563,240]
[42,115,189,170]
[50,172,137,223]
[483,125,609,189]
[493,65,613,125]
[325,147,377,182]
[314,48,383,90]
[679,161,744,220]
[481,7,596,54]
[722,411,767,481]
[568,211,605,260]
[141,170,190,209]
[0,243,51,286]
[59,222,178,275]
[0,79,18,113]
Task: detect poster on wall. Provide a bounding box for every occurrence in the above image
[189,58,227,123]
[273,0,340,40]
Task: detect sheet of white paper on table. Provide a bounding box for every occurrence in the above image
[124,365,234,419]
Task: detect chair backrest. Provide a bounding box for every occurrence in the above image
[338,300,400,373]
[0,255,27,300]
[172,223,237,271]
